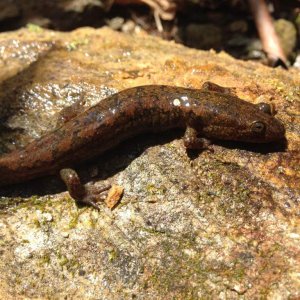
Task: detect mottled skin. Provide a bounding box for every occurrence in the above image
[0,83,285,208]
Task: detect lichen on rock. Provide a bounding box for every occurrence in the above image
[0,27,299,299]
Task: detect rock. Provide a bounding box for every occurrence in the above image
[274,18,297,58]
[106,17,125,30]
[229,20,248,33]
[293,53,300,69]
[183,23,222,49]
[0,0,19,22]
[0,27,299,299]
[0,0,111,30]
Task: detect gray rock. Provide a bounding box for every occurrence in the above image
[0,27,299,299]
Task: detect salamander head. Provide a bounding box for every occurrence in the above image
[194,98,286,143]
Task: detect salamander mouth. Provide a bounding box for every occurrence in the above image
[265,119,286,142]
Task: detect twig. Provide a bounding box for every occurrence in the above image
[153,9,164,32]
[248,0,288,68]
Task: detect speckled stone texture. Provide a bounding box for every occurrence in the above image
[0,27,299,299]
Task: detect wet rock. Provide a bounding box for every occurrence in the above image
[0,27,299,299]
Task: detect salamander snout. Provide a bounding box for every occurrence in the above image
[252,117,285,142]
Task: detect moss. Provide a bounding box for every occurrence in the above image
[144,236,206,293]
[87,214,98,229]
[142,227,168,235]
[108,248,118,262]
[12,195,50,211]
[26,23,43,33]
[56,251,80,275]
[58,255,69,267]
[59,196,75,208]
[33,217,41,228]
[39,253,51,265]
[283,86,300,104]
[67,39,89,51]
[68,211,80,229]
[195,158,260,219]
[0,195,48,212]
[146,184,167,195]
[232,266,246,281]
[0,197,24,210]
[66,259,81,276]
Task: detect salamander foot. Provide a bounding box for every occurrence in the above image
[59,168,113,210]
[183,126,212,150]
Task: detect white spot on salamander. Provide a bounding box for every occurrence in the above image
[109,107,117,115]
[180,95,190,107]
[181,95,188,101]
[96,113,104,122]
[173,98,181,106]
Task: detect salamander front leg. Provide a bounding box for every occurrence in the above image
[183,126,212,150]
[201,81,235,95]
[60,168,111,210]
[56,97,86,127]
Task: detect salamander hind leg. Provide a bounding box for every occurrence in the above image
[59,168,112,210]
[183,126,212,150]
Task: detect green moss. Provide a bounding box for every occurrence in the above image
[66,259,81,276]
[142,227,168,235]
[68,212,80,229]
[58,255,69,267]
[60,196,75,208]
[67,39,89,51]
[26,23,43,33]
[56,251,80,275]
[108,248,118,262]
[39,253,51,265]
[283,86,300,104]
[146,184,167,195]
[87,214,98,229]
[0,197,24,210]
[232,266,246,280]
[0,195,49,212]
[143,233,253,298]
[33,217,41,228]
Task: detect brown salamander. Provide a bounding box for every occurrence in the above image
[0,82,285,209]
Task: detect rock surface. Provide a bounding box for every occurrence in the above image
[0,0,111,30]
[0,27,299,299]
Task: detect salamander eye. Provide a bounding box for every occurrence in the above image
[256,102,274,115]
[251,121,266,133]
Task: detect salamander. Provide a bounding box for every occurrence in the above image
[0,82,285,209]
